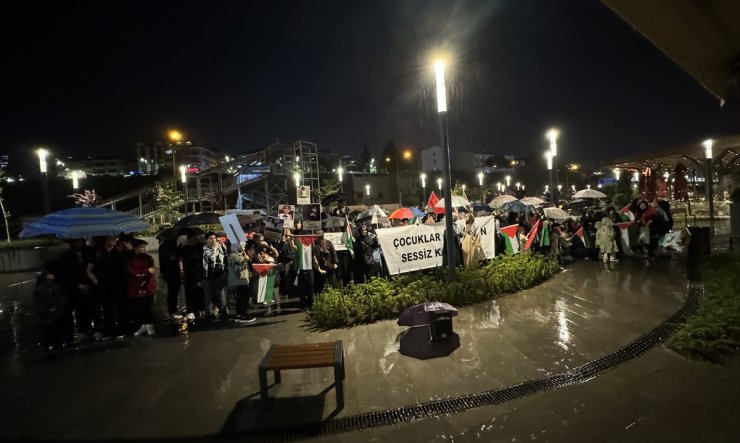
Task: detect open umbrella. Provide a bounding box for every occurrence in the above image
[175,212,222,226]
[435,196,471,210]
[357,205,387,220]
[573,189,607,199]
[237,213,264,226]
[388,207,425,219]
[488,195,517,208]
[19,207,149,239]
[543,207,570,221]
[502,200,533,213]
[156,226,205,240]
[397,301,458,327]
[397,327,460,360]
[320,192,349,206]
[519,197,545,206]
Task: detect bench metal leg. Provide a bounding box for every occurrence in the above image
[333,362,344,409]
[259,368,268,401]
[274,369,281,384]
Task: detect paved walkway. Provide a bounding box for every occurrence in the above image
[0,251,735,441]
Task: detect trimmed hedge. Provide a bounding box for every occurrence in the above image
[310,254,560,329]
[668,253,740,359]
[0,238,62,250]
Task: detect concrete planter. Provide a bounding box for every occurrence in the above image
[0,244,69,273]
[731,202,740,236]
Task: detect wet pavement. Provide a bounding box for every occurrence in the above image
[0,244,737,441]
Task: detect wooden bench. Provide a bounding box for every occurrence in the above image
[258,340,345,408]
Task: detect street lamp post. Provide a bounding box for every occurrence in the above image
[547,129,559,206]
[546,150,554,205]
[168,130,182,177]
[337,165,344,192]
[703,139,714,220]
[365,184,371,206]
[437,177,443,191]
[71,170,80,190]
[36,148,50,214]
[420,173,427,205]
[180,165,188,217]
[435,59,456,280]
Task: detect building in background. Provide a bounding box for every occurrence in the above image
[62,157,132,177]
[136,140,225,175]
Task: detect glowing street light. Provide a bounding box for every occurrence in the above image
[36,148,50,213]
[180,165,188,216]
[168,130,182,142]
[337,165,344,183]
[420,173,427,204]
[71,170,80,190]
[613,168,621,180]
[293,172,301,187]
[365,184,371,196]
[496,182,502,193]
[516,182,521,190]
[547,128,560,205]
[477,172,484,187]
[505,175,511,187]
[437,177,443,190]
[703,138,715,219]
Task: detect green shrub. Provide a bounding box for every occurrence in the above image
[310,254,560,329]
[668,254,740,359]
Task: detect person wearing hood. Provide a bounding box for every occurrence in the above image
[595,216,618,263]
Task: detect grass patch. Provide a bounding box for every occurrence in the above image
[310,254,560,330]
[668,253,740,359]
[0,238,63,250]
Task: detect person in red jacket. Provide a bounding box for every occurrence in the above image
[128,239,158,337]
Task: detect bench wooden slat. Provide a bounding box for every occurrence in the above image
[273,344,336,352]
[268,350,335,360]
[267,356,335,365]
[266,361,335,370]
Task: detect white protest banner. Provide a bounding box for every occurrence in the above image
[456,215,497,259]
[376,223,445,275]
[219,214,247,248]
[323,232,347,251]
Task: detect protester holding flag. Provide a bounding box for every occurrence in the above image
[253,241,281,315]
[313,230,340,294]
[353,224,378,283]
[277,227,296,299]
[461,214,483,268]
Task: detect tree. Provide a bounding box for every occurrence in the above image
[150,182,181,223]
[358,144,372,172]
[318,177,342,198]
[381,139,398,174]
[68,189,100,207]
[613,172,634,207]
[0,170,11,243]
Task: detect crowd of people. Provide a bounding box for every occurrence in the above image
[31,197,679,350]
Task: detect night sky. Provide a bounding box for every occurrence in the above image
[3,0,740,174]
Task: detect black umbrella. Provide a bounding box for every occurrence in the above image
[238,213,264,225]
[321,192,349,206]
[397,302,458,327]
[397,327,460,360]
[156,226,205,239]
[175,212,222,226]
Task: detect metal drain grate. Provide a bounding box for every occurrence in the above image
[227,281,702,443]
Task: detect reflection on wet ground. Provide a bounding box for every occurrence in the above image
[0,250,727,441]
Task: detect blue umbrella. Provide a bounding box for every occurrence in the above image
[409,207,426,218]
[19,207,149,239]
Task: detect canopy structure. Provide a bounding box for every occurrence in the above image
[602,0,740,103]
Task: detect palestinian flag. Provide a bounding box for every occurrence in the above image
[573,227,591,248]
[252,263,277,303]
[539,221,551,247]
[619,204,634,222]
[343,215,354,258]
[294,235,319,271]
[500,224,520,255]
[616,221,633,254]
[524,221,540,250]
